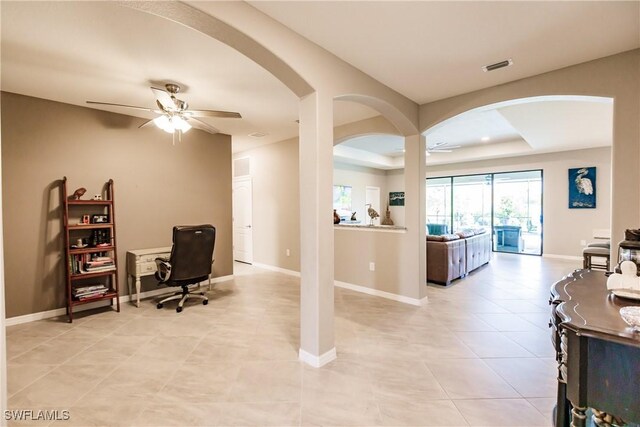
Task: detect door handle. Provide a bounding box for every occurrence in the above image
[247,225,252,228]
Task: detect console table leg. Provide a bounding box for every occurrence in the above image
[556,382,570,427]
[127,275,133,304]
[571,405,587,427]
[135,275,141,308]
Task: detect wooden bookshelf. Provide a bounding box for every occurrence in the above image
[61,177,120,322]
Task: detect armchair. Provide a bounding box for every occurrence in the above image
[155,224,216,313]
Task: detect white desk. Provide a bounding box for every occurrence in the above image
[126,246,171,307]
[126,246,214,307]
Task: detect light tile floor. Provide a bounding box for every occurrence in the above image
[5,253,579,426]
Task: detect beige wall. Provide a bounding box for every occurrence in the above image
[334,229,408,294]
[233,138,300,271]
[1,92,233,318]
[427,147,612,257]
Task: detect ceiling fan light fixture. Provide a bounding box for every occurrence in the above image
[153,115,173,133]
[481,136,490,142]
[172,116,192,133]
[153,115,191,133]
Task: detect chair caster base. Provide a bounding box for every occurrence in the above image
[176,306,183,313]
[157,303,163,309]
[203,299,208,305]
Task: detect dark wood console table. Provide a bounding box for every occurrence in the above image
[550,269,640,427]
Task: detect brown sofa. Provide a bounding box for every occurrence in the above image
[427,230,491,286]
[426,235,466,285]
[463,232,492,273]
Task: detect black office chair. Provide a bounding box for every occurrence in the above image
[155,224,216,313]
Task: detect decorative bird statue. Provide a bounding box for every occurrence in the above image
[70,187,86,200]
[575,168,593,195]
[366,203,379,226]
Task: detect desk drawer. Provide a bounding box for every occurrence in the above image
[139,254,166,263]
[137,261,157,275]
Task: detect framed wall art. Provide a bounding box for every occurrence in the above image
[569,167,596,209]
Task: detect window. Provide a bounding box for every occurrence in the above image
[333,185,353,219]
[426,177,451,235]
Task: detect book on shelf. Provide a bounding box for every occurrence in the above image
[68,253,114,274]
[85,260,114,268]
[73,284,107,293]
[83,266,116,273]
[72,283,109,299]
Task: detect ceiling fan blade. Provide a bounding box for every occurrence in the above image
[138,119,155,129]
[86,101,155,112]
[428,141,448,149]
[151,87,176,111]
[183,110,242,119]
[185,117,220,134]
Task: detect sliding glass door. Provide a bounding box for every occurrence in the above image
[426,177,452,235]
[452,174,492,234]
[493,171,542,255]
[426,170,543,255]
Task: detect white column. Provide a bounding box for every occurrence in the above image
[403,134,428,300]
[298,92,336,367]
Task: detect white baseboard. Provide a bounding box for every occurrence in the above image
[543,254,583,261]
[5,275,234,326]
[252,262,300,277]
[251,262,425,307]
[334,280,425,306]
[299,347,337,368]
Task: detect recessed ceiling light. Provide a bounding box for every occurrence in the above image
[481,136,490,142]
[248,132,268,138]
[482,59,513,72]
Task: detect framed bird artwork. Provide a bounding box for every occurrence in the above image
[569,167,596,208]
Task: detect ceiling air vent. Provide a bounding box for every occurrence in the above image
[482,59,513,72]
[248,132,268,138]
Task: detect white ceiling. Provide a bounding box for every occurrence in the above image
[250,1,640,104]
[335,97,614,169]
[426,109,521,148]
[1,1,636,157]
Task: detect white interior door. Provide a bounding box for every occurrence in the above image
[233,177,253,263]
[365,186,381,225]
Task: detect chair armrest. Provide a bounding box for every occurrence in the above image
[154,257,171,282]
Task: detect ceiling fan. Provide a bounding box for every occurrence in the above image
[426,141,461,155]
[87,83,241,144]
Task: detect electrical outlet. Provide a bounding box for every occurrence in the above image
[286,249,290,257]
[369,262,375,271]
[580,240,587,246]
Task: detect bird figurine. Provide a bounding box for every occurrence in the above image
[70,187,86,200]
[366,204,379,226]
[333,209,341,224]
